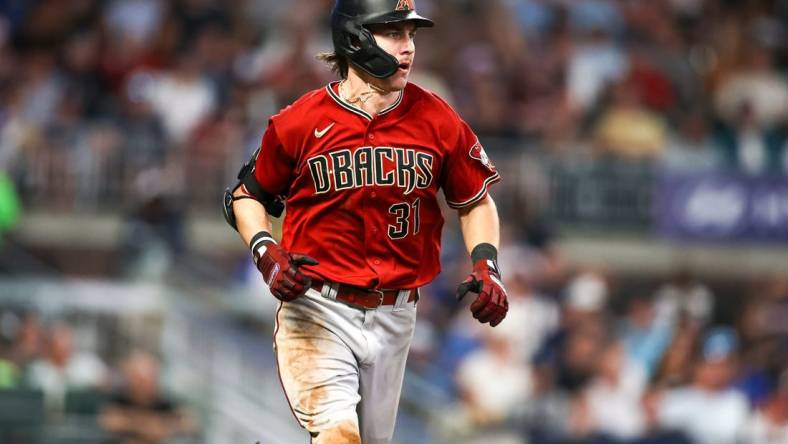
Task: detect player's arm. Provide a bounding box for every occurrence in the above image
[457,194,500,253]
[456,195,508,327]
[222,124,317,301]
[232,186,274,247]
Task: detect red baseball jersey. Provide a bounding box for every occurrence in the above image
[253,81,500,289]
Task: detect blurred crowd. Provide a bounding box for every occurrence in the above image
[0,1,787,444]
[410,226,788,444]
[0,308,196,443]
[0,0,785,217]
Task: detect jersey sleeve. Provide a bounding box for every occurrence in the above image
[253,120,296,196]
[441,120,501,209]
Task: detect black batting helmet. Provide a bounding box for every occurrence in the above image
[331,0,434,79]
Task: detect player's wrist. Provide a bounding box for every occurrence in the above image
[250,230,276,263]
[471,243,497,262]
[470,243,500,276]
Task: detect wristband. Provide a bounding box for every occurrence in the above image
[249,231,276,262]
[471,243,498,263]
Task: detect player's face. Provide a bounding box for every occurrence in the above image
[369,22,417,91]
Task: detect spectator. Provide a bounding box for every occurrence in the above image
[26,321,108,413]
[99,350,195,444]
[531,271,610,394]
[566,27,628,112]
[735,276,788,406]
[494,258,560,363]
[103,0,166,50]
[593,79,669,161]
[10,311,43,371]
[618,292,675,378]
[655,327,750,444]
[626,47,677,113]
[113,76,168,171]
[455,324,533,427]
[583,339,649,441]
[17,50,64,127]
[660,109,723,173]
[564,271,609,320]
[141,49,217,144]
[715,100,786,175]
[714,44,788,130]
[60,28,104,118]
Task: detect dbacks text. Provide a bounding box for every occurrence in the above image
[308,147,434,195]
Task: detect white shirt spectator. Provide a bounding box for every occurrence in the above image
[567,38,628,111]
[27,352,108,412]
[658,387,750,444]
[586,358,648,440]
[456,330,533,423]
[715,72,788,129]
[498,292,560,363]
[143,71,216,144]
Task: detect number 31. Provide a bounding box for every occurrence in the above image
[388,198,420,239]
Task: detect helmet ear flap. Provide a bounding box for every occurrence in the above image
[334,16,400,79]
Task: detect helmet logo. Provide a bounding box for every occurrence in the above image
[395,0,414,11]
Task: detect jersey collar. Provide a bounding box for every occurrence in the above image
[326,81,403,121]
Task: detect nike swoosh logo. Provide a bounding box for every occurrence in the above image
[314,123,335,139]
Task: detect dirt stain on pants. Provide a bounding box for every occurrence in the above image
[312,420,361,444]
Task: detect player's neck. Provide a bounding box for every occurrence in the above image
[339,71,400,116]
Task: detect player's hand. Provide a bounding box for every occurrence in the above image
[456,258,508,327]
[252,233,318,302]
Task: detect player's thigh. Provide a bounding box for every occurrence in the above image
[274,298,360,431]
[358,303,418,443]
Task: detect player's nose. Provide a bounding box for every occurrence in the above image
[402,37,415,55]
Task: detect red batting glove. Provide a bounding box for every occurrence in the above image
[456,245,508,327]
[251,231,319,302]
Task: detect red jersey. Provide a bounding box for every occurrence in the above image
[254,82,500,289]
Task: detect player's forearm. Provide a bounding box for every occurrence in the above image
[457,195,500,254]
[232,187,274,247]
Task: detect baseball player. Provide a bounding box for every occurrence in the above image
[223,1,508,443]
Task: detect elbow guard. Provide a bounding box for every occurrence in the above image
[222,149,285,231]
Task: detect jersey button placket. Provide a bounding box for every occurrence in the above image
[364,122,385,278]
[369,191,378,233]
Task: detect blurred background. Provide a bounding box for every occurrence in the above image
[0,0,787,443]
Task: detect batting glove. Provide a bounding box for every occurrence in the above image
[251,231,319,302]
[456,243,508,327]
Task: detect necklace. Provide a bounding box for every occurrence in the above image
[339,80,385,105]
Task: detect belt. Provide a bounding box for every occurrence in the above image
[310,279,418,310]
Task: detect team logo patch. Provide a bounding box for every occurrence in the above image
[395,0,414,11]
[469,142,495,171]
